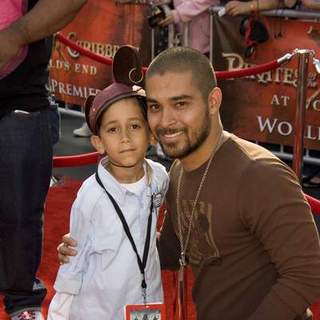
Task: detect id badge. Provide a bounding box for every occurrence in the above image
[124,302,166,320]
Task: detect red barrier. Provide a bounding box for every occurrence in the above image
[53,151,99,168]
[55,33,289,80]
[55,33,148,73]
[52,152,320,215]
[53,34,320,214]
[306,194,320,215]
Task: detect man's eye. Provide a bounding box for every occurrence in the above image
[148,104,160,112]
[176,101,186,108]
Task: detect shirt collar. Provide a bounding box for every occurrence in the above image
[97,157,153,205]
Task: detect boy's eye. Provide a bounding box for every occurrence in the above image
[130,123,141,130]
[107,127,117,133]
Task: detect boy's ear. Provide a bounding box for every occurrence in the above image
[91,135,105,155]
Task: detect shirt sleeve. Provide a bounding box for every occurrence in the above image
[239,158,320,320]
[47,293,74,320]
[172,0,219,23]
[53,199,92,295]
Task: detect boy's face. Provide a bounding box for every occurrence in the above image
[91,97,150,169]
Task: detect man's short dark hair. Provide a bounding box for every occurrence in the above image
[146,47,217,102]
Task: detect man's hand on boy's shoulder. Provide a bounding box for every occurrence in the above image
[57,233,78,264]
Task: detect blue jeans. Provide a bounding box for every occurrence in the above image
[0,106,54,315]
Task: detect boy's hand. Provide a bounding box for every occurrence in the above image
[57,233,78,265]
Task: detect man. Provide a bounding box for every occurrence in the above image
[58,47,320,320]
[0,0,87,319]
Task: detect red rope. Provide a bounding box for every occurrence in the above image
[52,152,320,215]
[216,60,280,80]
[52,35,320,213]
[55,33,112,65]
[55,33,283,80]
[306,194,320,215]
[53,151,99,167]
[55,33,148,73]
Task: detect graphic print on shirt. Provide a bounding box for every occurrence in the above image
[180,199,220,266]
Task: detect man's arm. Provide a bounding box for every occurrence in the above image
[0,0,87,69]
[240,159,320,320]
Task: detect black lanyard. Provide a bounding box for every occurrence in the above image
[95,172,153,304]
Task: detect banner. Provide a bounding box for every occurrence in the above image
[48,0,151,106]
[211,12,320,150]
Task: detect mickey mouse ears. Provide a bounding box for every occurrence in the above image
[112,45,144,86]
[84,45,146,135]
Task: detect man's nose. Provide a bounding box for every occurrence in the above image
[159,107,176,127]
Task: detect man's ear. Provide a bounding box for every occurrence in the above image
[91,135,105,155]
[208,87,222,115]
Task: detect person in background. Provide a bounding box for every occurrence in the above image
[72,101,92,137]
[285,0,320,10]
[0,0,87,319]
[224,0,288,16]
[157,0,220,55]
[59,47,320,320]
[73,120,92,137]
[156,0,291,55]
[224,0,320,14]
[301,0,320,9]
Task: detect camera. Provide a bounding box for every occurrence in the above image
[239,16,269,58]
[148,4,171,28]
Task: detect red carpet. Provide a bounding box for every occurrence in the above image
[0,178,196,319]
[0,178,319,319]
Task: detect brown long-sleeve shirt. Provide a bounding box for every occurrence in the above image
[159,133,320,320]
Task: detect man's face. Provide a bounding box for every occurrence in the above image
[146,71,211,159]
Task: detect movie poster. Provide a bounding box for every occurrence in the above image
[212,12,320,150]
[48,0,151,106]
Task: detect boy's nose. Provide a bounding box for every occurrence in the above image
[120,129,131,142]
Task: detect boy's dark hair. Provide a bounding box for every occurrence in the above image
[95,95,147,134]
[146,47,217,102]
[84,82,146,135]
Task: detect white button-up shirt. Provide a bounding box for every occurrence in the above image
[48,158,169,320]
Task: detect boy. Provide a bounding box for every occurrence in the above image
[48,81,168,319]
